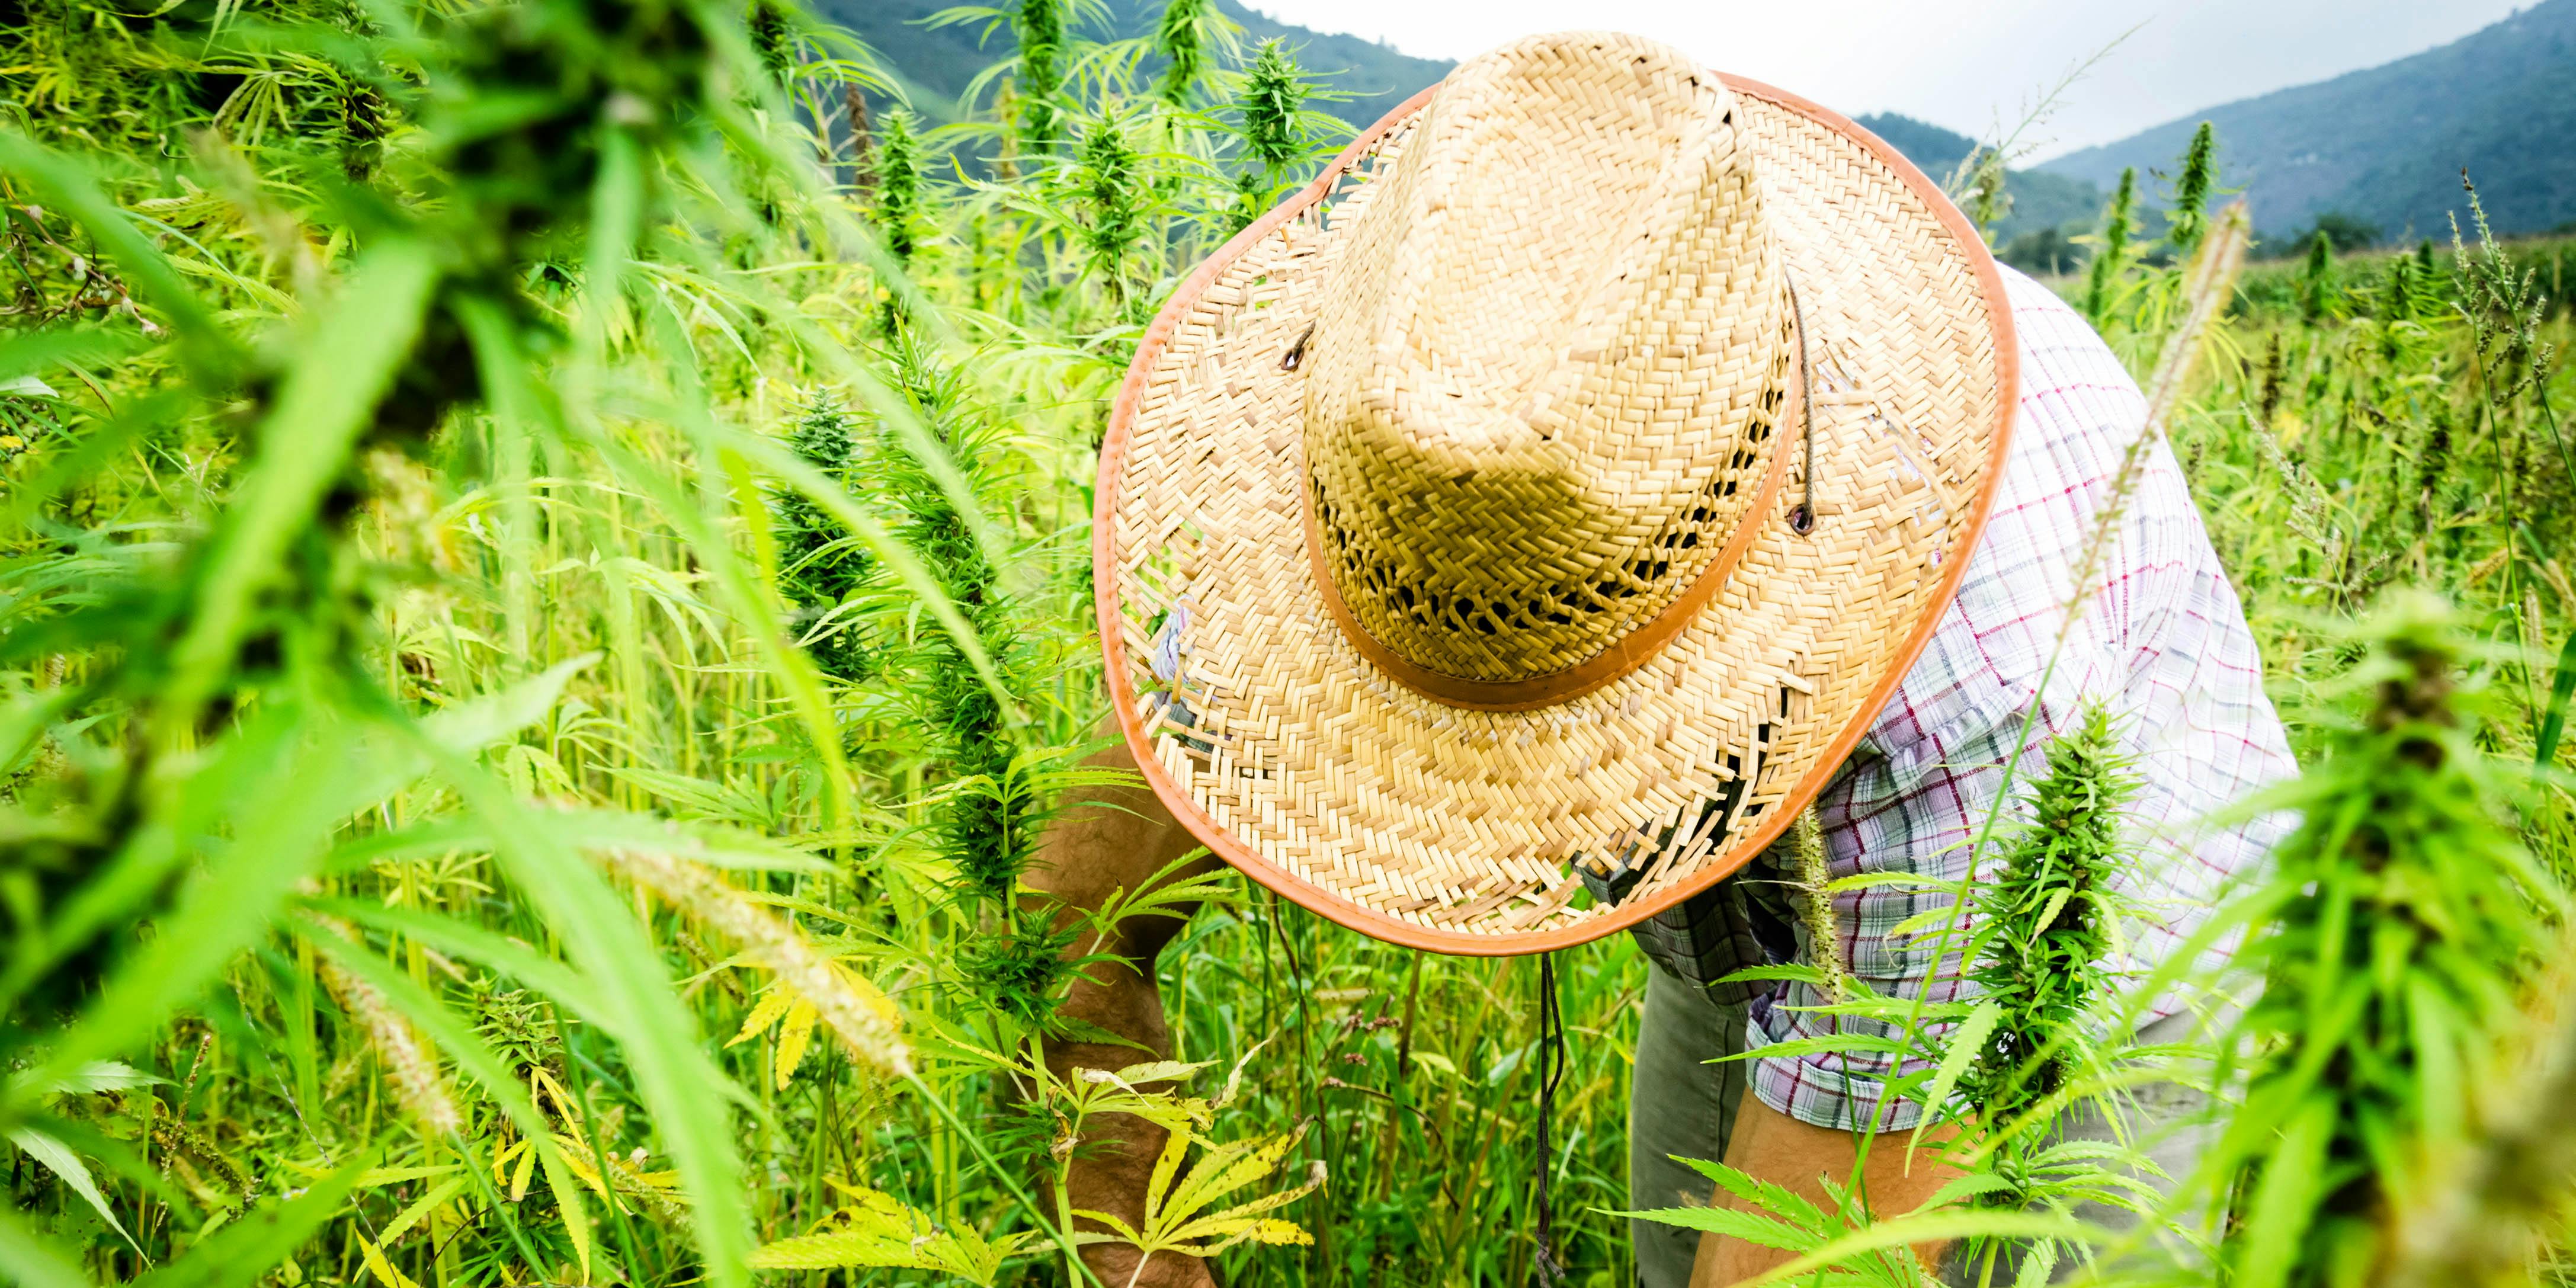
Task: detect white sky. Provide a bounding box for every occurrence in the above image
[1245,0,2534,161]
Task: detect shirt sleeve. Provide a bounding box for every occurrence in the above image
[1739,270,2279,1132]
[1742,603,2123,1132]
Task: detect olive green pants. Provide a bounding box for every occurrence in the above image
[1628,966,2224,1287]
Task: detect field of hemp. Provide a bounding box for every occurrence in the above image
[3,1,2576,1286]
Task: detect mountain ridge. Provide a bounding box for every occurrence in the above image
[1852,113,2102,248]
[827,0,1451,130]
[2039,0,2576,241]
[842,1,2576,247]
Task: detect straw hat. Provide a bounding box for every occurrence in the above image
[1094,32,2017,953]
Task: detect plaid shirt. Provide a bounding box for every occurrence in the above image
[1633,268,2297,1132]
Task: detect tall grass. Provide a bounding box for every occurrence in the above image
[2,2,2574,1287]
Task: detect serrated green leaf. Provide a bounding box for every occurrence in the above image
[1616,1204,1815,1251]
[378,1177,467,1247]
[133,1160,368,1288]
[1909,998,2003,1152]
[7,1127,141,1257]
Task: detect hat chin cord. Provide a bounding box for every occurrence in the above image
[1533,951,1569,1284]
[1786,270,1818,537]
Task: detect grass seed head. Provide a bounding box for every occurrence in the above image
[605,847,912,1077]
[312,927,463,1138]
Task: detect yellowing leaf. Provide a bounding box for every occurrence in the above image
[1239,1218,1313,1246]
[730,960,900,1087]
[1059,1072,1216,1135]
[380,1176,468,1246]
[1165,1129,1302,1226]
[1075,1119,1318,1267]
[508,1138,538,1201]
[490,1139,530,1191]
[1168,1175,1323,1246]
[1214,1037,1269,1109]
[749,1184,1029,1286]
[729,987,796,1047]
[358,1237,424,1288]
[531,1067,582,1123]
[776,1002,818,1088]
[1103,1059,1216,1088]
[1143,1119,1190,1219]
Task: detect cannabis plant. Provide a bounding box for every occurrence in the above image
[870,108,930,267]
[1013,0,1070,155]
[1231,38,1321,226]
[7,1,2571,1284]
[2213,594,2556,1288]
[1960,703,2138,1130]
[2163,122,2218,258]
[1154,0,1227,105]
[1075,111,1147,312]
[774,395,874,681]
[2084,166,2138,328]
[2301,229,2340,322]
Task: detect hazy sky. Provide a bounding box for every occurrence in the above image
[1244,0,2533,161]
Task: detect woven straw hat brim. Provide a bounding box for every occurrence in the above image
[1095,70,2018,955]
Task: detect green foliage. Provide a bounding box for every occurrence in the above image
[1237,39,1312,183]
[748,0,797,79]
[774,395,873,681]
[870,108,929,264]
[2217,595,2556,1288]
[1962,703,2138,1124]
[2301,230,2342,322]
[2451,178,2562,407]
[1625,1152,2086,1288]
[4,3,2575,1287]
[1636,710,2163,1286]
[1075,110,1146,307]
[2379,248,2424,325]
[1962,148,2012,245]
[873,335,1018,898]
[1012,0,1069,153]
[2164,121,2218,257]
[2084,167,2138,327]
[1154,0,1220,105]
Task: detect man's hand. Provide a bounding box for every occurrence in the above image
[1690,1092,1962,1287]
[1025,726,1221,1288]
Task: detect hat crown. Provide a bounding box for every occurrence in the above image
[1303,32,1791,686]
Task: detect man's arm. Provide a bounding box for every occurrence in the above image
[1022,727,1221,1288]
[1691,1091,1961,1286]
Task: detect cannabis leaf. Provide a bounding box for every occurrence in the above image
[725,953,903,1088]
[1072,1119,1322,1277]
[749,1182,1035,1285]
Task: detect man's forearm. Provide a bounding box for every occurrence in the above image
[1691,1090,1961,1286]
[1038,955,1190,1286]
[1021,729,1216,1288]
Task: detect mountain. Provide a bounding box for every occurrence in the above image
[2040,0,2576,244]
[1854,113,2103,245]
[841,1,2576,254]
[828,0,1452,132]
[834,4,2107,250]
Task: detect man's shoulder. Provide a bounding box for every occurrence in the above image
[1994,263,2078,321]
[1991,264,2138,403]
